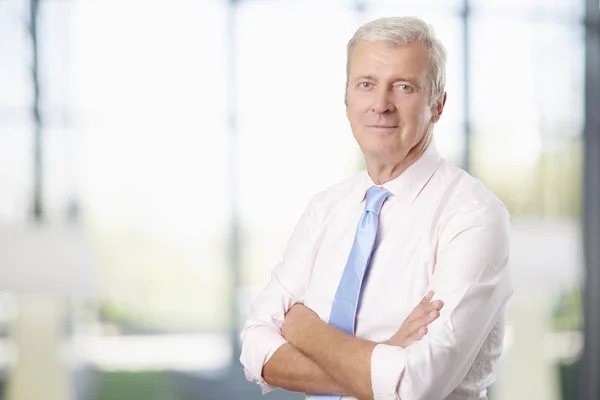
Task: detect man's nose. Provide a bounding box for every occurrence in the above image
[370,87,396,113]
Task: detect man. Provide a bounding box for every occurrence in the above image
[240,16,512,400]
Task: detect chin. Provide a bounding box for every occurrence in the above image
[361,143,399,161]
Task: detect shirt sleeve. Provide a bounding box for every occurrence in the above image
[370,200,513,400]
[239,200,316,393]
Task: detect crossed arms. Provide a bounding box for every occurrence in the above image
[265,292,443,399]
[240,200,512,399]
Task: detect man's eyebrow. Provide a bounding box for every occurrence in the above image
[390,76,421,84]
[352,75,377,81]
[391,76,426,91]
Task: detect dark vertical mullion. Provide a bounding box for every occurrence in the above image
[227,0,242,361]
[30,0,43,222]
[581,0,600,398]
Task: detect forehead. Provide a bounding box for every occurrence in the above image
[348,41,430,79]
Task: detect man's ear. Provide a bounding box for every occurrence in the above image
[431,92,447,123]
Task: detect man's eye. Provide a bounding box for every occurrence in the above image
[359,82,372,89]
[397,84,413,91]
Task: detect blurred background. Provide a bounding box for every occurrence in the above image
[0,0,599,399]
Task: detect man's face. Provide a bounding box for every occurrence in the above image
[346,41,444,163]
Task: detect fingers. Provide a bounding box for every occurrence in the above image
[402,327,426,348]
[402,326,428,348]
[417,309,440,329]
[396,291,445,347]
[417,291,434,311]
[405,292,444,323]
[422,290,434,303]
[412,325,427,339]
[422,291,444,310]
[405,307,441,339]
[393,293,446,348]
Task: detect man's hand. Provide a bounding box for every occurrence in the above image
[282,303,319,347]
[385,290,444,348]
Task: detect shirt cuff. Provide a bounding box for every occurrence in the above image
[243,368,278,394]
[371,344,408,400]
[240,326,288,394]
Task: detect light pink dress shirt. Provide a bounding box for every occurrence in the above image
[240,143,512,400]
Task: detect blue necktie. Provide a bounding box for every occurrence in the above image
[310,186,391,399]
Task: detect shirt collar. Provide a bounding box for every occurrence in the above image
[358,141,442,206]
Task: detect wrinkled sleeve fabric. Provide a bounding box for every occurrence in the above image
[239,201,316,393]
[371,200,512,400]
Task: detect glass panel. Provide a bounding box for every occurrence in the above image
[469,17,584,220]
[0,0,34,223]
[55,0,230,332]
[469,14,585,400]
[0,0,31,111]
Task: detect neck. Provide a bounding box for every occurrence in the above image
[365,133,432,185]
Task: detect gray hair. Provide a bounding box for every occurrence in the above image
[345,16,447,104]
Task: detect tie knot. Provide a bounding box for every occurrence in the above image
[365,186,391,215]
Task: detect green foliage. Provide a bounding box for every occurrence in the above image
[97,372,176,400]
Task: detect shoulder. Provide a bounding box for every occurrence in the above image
[432,161,510,240]
[435,161,508,216]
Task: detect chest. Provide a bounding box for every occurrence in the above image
[304,202,439,341]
